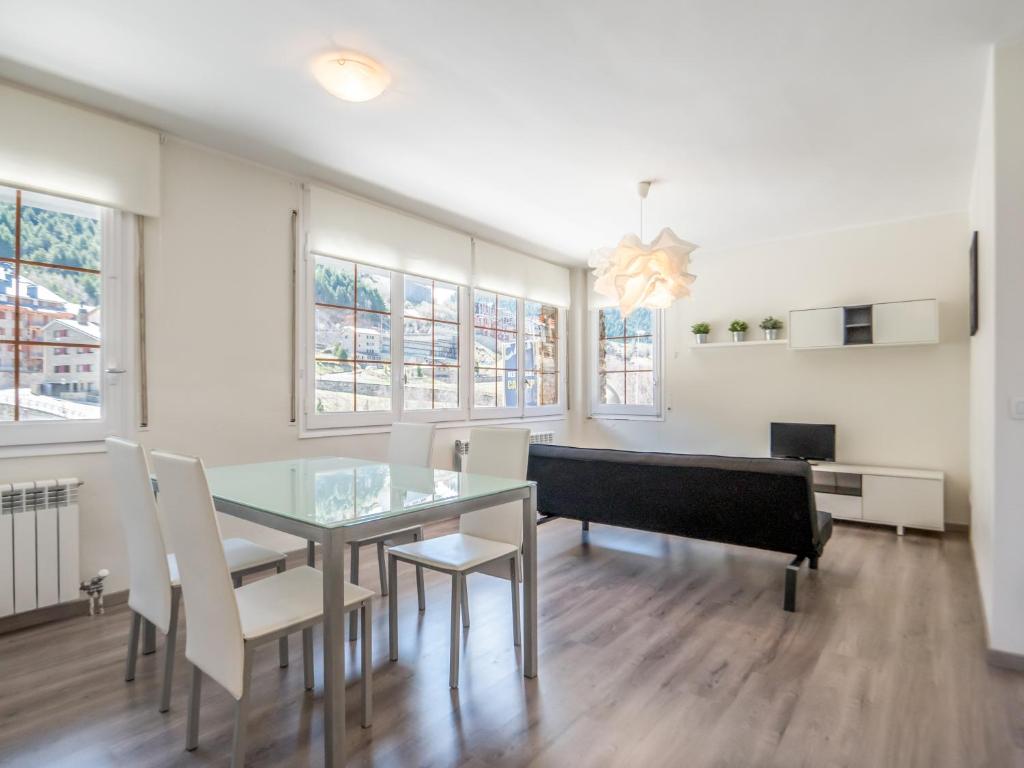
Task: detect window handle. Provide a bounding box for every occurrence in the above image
[105,367,127,374]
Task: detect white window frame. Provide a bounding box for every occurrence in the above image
[469,288,522,421]
[0,205,132,452]
[523,303,567,419]
[302,252,471,430]
[589,307,663,419]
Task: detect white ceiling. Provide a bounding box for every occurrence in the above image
[0,0,1022,264]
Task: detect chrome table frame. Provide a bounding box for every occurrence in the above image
[210,481,538,768]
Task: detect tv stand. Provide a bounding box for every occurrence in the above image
[811,462,944,535]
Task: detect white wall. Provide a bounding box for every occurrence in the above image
[1,137,571,593]
[988,38,1024,657]
[574,213,972,525]
[969,49,997,637]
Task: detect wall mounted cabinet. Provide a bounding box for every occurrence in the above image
[789,299,938,350]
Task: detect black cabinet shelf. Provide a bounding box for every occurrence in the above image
[843,305,873,345]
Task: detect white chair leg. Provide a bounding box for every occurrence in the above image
[125,610,141,682]
[276,562,289,667]
[186,664,202,751]
[460,576,470,628]
[510,557,521,647]
[302,627,314,691]
[388,554,399,661]
[376,542,389,596]
[349,542,360,642]
[231,645,253,768]
[450,573,462,689]
[361,601,373,728]
[159,589,181,713]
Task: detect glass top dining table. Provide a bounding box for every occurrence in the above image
[204,456,539,768]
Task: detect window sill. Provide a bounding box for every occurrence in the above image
[0,440,109,460]
[588,413,664,423]
[300,412,567,439]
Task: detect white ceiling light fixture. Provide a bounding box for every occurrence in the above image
[589,181,698,317]
[313,51,390,102]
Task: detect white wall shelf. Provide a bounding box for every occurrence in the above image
[690,339,787,349]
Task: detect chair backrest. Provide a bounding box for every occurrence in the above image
[150,451,246,700]
[106,437,173,632]
[388,422,436,468]
[460,427,531,547]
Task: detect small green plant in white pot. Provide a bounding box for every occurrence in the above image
[691,322,711,344]
[760,316,784,340]
[728,320,749,342]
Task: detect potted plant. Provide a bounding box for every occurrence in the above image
[759,316,784,340]
[691,322,711,344]
[728,320,748,342]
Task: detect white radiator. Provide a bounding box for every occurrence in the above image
[0,478,80,617]
[454,431,555,471]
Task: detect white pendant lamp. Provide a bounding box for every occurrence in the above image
[589,181,697,317]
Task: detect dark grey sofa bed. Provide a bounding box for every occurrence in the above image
[526,444,832,611]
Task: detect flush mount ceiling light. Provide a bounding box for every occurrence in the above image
[313,52,390,102]
[589,181,698,317]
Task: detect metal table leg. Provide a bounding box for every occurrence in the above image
[522,484,538,678]
[321,530,347,767]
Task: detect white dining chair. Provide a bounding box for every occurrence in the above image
[151,450,375,767]
[347,422,433,640]
[107,437,289,714]
[387,427,530,688]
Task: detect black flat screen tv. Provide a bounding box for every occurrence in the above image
[770,422,835,462]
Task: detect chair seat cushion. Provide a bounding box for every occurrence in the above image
[235,565,373,640]
[167,537,284,585]
[388,533,518,571]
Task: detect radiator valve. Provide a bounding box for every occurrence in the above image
[80,569,110,616]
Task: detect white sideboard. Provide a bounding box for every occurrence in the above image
[811,462,944,535]
[790,298,938,349]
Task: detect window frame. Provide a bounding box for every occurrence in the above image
[0,196,132,451]
[589,306,663,419]
[300,251,568,432]
[469,288,522,421]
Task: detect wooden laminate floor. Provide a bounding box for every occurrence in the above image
[0,519,1021,768]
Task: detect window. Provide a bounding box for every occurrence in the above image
[524,301,559,410]
[473,290,519,413]
[0,185,130,450]
[591,306,661,417]
[403,276,460,411]
[312,256,392,415]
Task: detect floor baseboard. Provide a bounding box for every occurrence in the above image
[0,589,129,635]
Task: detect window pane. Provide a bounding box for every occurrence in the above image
[403,364,432,410]
[19,191,101,271]
[626,308,653,336]
[355,363,391,411]
[356,265,390,311]
[315,360,354,413]
[434,366,459,408]
[497,330,517,370]
[17,344,101,420]
[19,262,100,315]
[500,369,518,408]
[403,318,433,364]
[435,282,458,322]
[0,187,14,261]
[315,259,355,307]
[524,370,538,408]
[599,308,623,338]
[403,276,432,319]
[626,371,655,406]
[497,295,517,331]
[599,339,625,372]
[474,291,496,328]
[0,348,12,422]
[540,373,558,406]
[599,372,626,405]
[626,337,653,370]
[524,301,541,334]
[315,307,354,360]
[434,322,459,365]
[539,340,557,372]
[474,328,496,367]
[0,264,14,341]
[356,310,390,361]
[474,369,496,407]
